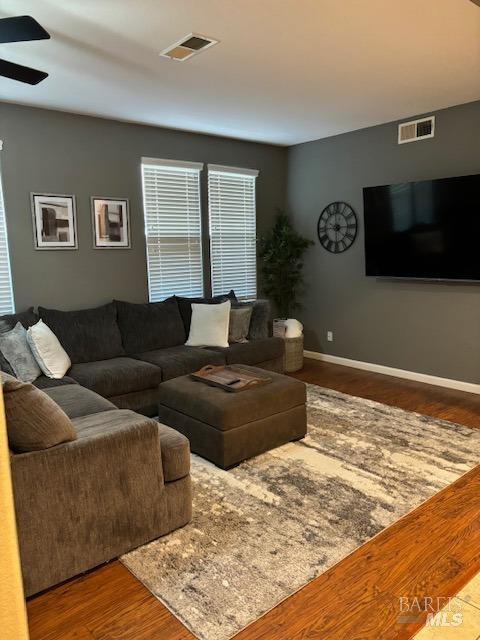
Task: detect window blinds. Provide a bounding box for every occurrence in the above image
[141,158,204,301]
[208,165,258,300]
[0,154,14,314]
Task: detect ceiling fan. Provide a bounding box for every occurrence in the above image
[0,15,50,85]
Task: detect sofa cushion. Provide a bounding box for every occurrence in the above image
[211,337,284,366]
[175,290,237,334]
[136,346,225,381]
[44,384,116,419]
[33,375,78,390]
[115,298,185,354]
[0,307,38,330]
[158,423,190,482]
[246,299,270,340]
[107,388,158,417]
[68,357,162,397]
[39,303,124,364]
[3,373,77,452]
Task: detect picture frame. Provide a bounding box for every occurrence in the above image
[91,197,131,249]
[31,193,78,250]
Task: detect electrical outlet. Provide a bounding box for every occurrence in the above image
[327,331,333,342]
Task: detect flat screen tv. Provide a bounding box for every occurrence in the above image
[363,174,480,281]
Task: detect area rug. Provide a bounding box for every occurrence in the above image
[121,385,480,640]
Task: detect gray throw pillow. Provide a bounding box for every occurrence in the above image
[0,308,39,375]
[3,372,77,452]
[0,322,41,382]
[0,320,15,375]
[229,305,253,343]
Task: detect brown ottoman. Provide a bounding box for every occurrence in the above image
[157,366,307,469]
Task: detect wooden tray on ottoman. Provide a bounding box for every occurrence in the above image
[191,364,272,392]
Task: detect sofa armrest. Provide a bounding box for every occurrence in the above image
[12,409,164,485]
[11,409,166,596]
[248,299,270,340]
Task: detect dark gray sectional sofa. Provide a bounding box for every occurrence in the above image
[2,296,284,415]
[4,294,283,597]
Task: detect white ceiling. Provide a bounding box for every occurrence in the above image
[0,0,479,145]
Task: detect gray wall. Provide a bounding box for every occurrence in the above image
[287,100,480,384]
[0,103,287,311]
[2,100,479,383]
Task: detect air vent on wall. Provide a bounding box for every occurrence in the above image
[398,116,435,144]
[160,33,219,61]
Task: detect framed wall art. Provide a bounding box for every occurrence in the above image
[91,197,131,249]
[31,193,77,250]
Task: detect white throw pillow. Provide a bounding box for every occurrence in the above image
[27,320,71,379]
[185,301,231,348]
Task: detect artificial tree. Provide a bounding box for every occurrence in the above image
[258,212,313,318]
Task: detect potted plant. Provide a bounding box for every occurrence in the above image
[258,212,313,372]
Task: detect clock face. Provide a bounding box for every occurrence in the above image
[317,202,357,253]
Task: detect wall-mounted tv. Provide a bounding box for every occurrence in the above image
[363,174,480,281]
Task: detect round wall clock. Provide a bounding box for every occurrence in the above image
[317,201,357,253]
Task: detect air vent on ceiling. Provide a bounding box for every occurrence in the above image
[398,116,435,144]
[160,33,218,61]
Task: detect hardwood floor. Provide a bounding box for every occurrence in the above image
[27,360,480,640]
[292,359,480,429]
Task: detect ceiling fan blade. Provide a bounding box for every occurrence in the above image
[0,58,48,84]
[0,15,50,44]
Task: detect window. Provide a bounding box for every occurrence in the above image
[0,153,14,314]
[208,165,258,300]
[141,158,204,301]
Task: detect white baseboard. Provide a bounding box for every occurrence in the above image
[303,350,480,395]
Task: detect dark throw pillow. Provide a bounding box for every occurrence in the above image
[0,307,38,330]
[3,372,77,453]
[115,298,186,354]
[39,302,124,364]
[175,290,237,334]
[247,299,270,340]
